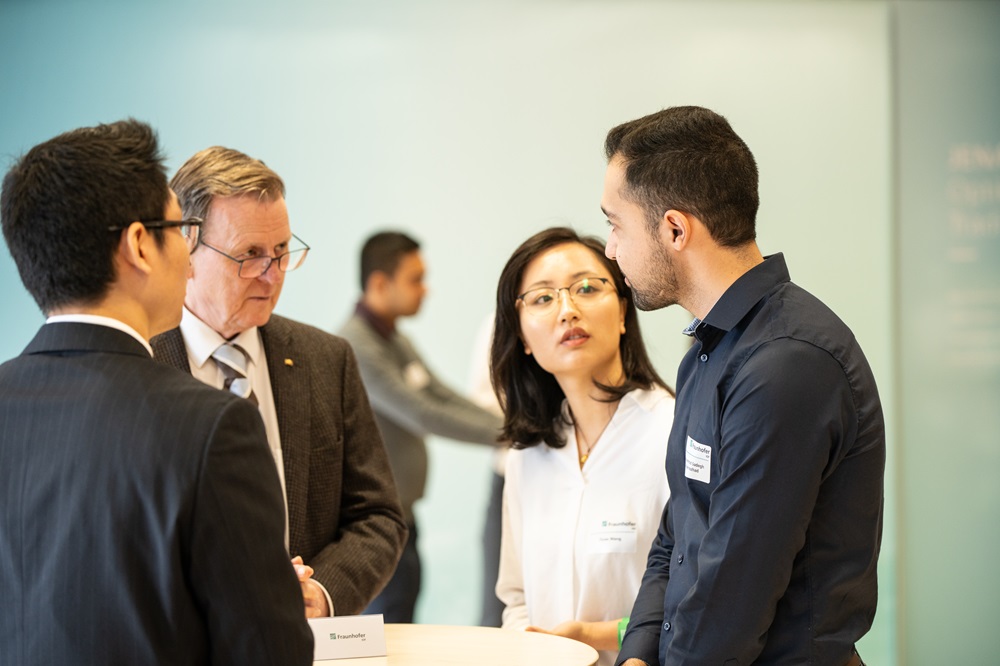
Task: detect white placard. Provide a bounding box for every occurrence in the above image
[309,614,387,661]
[684,436,712,484]
[586,519,638,554]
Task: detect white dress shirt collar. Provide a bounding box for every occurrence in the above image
[178,307,263,372]
[558,385,659,423]
[45,313,153,356]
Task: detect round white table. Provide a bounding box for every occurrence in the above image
[314,623,599,666]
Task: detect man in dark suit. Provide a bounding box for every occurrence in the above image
[0,119,314,664]
[152,146,407,618]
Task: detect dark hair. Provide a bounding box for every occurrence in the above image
[169,145,285,239]
[490,227,671,449]
[605,105,759,247]
[359,231,420,290]
[1,118,169,313]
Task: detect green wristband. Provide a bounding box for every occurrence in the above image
[618,616,630,649]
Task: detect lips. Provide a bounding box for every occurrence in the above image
[561,327,590,345]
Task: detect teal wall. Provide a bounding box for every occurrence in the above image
[895,2,1000,663]
[1,1,955,663]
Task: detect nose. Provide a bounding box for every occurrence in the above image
[557,288,581,321]
[605,233,618,260]
[257,259,284,284]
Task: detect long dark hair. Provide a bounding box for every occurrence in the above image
[490,227,670,449]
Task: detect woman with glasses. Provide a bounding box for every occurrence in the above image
[491,227,674,666]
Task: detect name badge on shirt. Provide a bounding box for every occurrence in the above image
[587,519,638,554]
[685,436,712,483]
[403,361,431,389]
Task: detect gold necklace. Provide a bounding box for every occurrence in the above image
[570,402,618,468]
[575,421,608,467]
[578,433,593,466]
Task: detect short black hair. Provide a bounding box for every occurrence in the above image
[359,231,420,291]
[1,119,169,313]
[490,227,671,450]
[605,105,759,246]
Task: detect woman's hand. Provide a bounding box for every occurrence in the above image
[526,619,620,651]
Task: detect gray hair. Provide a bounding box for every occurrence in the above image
[170,146,285,226]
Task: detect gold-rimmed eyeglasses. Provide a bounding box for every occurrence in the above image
[516,276,616,317]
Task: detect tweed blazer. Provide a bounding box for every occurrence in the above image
[152,314,407,614]
[0,323,313,664]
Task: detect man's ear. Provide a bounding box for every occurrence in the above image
[660,209,692,251]
[366,270,390,295]
[117,222,155,277]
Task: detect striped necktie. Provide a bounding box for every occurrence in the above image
[212,342,258,406]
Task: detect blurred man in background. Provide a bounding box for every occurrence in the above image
[339,231,503,623]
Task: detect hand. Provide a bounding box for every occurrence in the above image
[527,620,586,642]
[527,619,620,651]
[291,555,330,618]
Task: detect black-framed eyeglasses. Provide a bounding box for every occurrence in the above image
[196,233,310,279]
[107,218,203,249]
[517,276,617,317]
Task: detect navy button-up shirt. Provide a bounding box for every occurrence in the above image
[617,254,885,666]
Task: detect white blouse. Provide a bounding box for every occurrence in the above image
[497,387,674,666]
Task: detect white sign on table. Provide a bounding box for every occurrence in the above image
[309,614,387,660]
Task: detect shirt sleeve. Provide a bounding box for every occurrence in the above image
[496,451,529,629]
[352,331,503,445]
[665,339,856,664]
[615,500,673,666]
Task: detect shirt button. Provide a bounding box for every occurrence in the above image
[663,622,671,632]
[677,554,684,564]
[699,353,709,362]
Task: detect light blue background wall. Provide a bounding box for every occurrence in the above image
[895,2,1000,663]
[1,0,901,662]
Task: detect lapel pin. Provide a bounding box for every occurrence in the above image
[285,358,294,367]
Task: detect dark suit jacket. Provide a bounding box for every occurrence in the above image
[0,323,313,665]
[152,314,407,614]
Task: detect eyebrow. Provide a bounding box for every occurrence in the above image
[521,270,604,292]
[235,237,291,256]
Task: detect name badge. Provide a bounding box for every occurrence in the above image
[404,361,431,389]
[310,614,387,661]
[685,436,712,483]
[587,519,638,554]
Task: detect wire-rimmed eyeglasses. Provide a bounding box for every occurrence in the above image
[516,276,616,317]
[196,234,310,279]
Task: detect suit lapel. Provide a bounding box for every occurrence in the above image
[260,316,311,551]
[149,328,192,372]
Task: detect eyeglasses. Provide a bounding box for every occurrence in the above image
[108,218,203,249]
[517,277,616,317]
[196,233,310,279]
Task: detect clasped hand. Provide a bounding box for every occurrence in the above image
[291,555,330,618]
